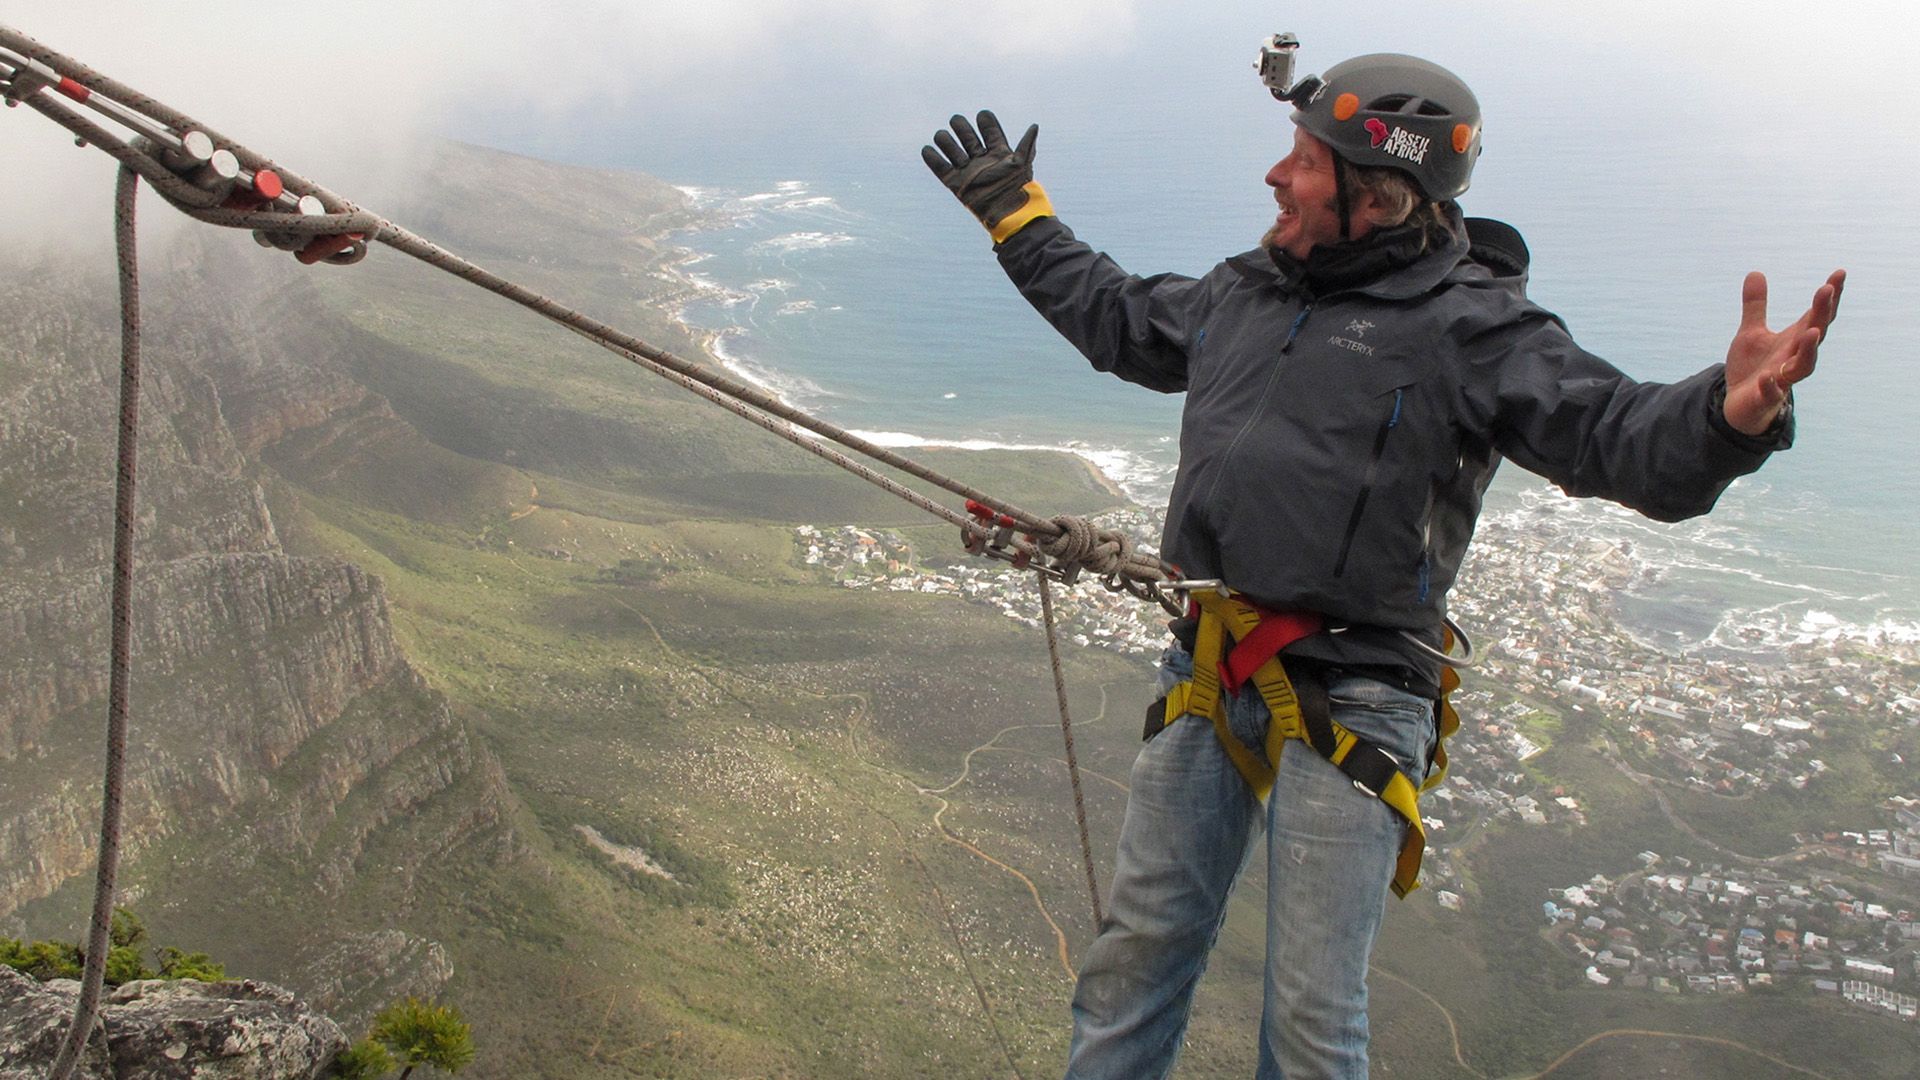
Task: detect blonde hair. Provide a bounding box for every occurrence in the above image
[1338,158,1453,248]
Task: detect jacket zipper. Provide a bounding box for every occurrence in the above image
[1332,387,1402,578]
[1199,298,1313,510]
[1280,302,1313,353]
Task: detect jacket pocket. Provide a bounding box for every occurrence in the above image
[1333,384,1407,578]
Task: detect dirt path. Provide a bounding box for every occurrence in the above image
[1367,965,1485,1077]
[928,797,1077,980]
[1599,734,1817,865]
[506,481,541,519]
[1517,1028,1835,1080]
[909,682,1115,981]
[808,761,1033,1079]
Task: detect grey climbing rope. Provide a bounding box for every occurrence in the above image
[1039,574,1104,927]
[45,163,143,1080]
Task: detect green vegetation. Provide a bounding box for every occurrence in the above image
[325,998,476,1080]
[369,998,476,1079]
[154,945,227,982]
[1,938,82,981]
[1,909,225,986]
[331,1039,397,1080]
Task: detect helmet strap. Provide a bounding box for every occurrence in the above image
[1333,155,1353,240]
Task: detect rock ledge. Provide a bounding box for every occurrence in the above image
[1,968,346,1079]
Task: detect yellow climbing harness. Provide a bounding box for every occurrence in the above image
[1145,589,1461,898]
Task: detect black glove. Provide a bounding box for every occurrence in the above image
[922,110,1053,243]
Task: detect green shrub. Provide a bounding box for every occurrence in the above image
[330,1037,397,1079]
[104,945,153,985]
[3,938,83,980]
[1,910,221,985]
[155,946,226,982]
[109,908,149,953]
[371,997,476,1078]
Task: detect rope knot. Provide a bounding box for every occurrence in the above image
[1039,514,1133,576]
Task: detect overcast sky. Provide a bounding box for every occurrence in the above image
[4,1,1914,567]
[2,2,1911,245]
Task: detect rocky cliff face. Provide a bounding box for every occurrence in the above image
[1,142,743,1079]
[0,968,347,1080]
[0,233,512,959]
[300,930,454,1034]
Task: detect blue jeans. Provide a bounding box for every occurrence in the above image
[1064,647,1437,1080]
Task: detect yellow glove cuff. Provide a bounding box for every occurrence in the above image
[988,181,1055,244]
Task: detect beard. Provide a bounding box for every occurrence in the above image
[1259,192,1345,257]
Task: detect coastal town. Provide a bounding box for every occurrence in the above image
[794,509,1170,657]
[794,489,1920,1024]
[1540,795,1920,1023]
[1455,509,1920,800]
[794,502,1919,816]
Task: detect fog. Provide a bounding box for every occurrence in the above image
[0,0,1132,248]
[1,2,1909,249]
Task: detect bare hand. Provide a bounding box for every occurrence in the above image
[1723,269,1845,435]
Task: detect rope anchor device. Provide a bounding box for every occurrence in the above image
[0,43,368,267]
[962,499,1081,582]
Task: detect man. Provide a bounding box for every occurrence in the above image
[923,48,1842,1080]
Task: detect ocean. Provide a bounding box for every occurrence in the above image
[548,105,1920,661]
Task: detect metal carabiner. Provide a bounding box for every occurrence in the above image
[1398,617,1477,668]
[1159,578,1227,594]
[1150,577,1225,619]
[1353,747,1402,798]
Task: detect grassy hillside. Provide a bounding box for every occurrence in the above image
[254,142,1147,1077]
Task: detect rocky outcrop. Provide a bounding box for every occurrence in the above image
[0,555,414,915]
[0,967,113,1079]
[0,234,513,927]
[0,968,346,1080]
[0,272,279,581]
[0,555,401,759]
[301,930,453,1034]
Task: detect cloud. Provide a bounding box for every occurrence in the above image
[0,1,1136,244]
[1472,0,1912,129]
[4,1,1902,247]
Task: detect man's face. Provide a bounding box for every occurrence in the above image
[1263,127,1371,259]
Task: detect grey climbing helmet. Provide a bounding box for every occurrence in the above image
[1290,53,1483,201]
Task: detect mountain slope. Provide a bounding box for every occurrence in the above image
[6,140,1912,1080]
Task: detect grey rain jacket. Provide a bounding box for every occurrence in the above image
[995,210,1790,691]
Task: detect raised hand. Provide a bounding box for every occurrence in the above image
[1723,269,1846,435]
[922,111,1052,242]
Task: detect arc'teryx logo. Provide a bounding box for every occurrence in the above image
[1328,325,1376,356]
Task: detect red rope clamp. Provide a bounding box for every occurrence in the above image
[296,232,365,264]
[962,500,1026,561]
[959,500,1082,582]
